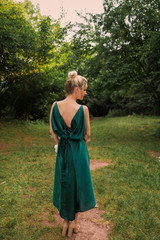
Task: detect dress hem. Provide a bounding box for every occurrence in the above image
[53,202,97,221]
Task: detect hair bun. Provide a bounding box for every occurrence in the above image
[68,71,77,79]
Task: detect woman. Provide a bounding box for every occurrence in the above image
[50,71,96,237]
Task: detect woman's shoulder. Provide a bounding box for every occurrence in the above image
[51,100,64,108]
[82,105,89,112]
[82,105,89,119]
[51,101,57,110]
[74,103,88,112]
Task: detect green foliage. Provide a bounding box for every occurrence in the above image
[0,0,72,120]
[0,0,159,119]
[72,0,160,116]
[103,0,160,115]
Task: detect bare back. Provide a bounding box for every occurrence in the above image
[57,99,81,129]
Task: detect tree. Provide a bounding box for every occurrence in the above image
[99,0,160,114]
[0,0,71,120]
[72,0,160,115]
[0,0,38,116]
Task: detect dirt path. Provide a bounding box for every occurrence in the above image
[54,160,111,240]
[149,151,160,162]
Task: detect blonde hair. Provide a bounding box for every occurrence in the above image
[65,71,88,94]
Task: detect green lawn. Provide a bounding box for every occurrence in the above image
[89,116,160,240]
[0,116,160,240]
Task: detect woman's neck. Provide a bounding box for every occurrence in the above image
[66,94,77,102]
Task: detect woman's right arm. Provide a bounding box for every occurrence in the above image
[83,105,91,142]
[50,102,59,144]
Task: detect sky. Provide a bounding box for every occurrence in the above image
[16,0,104,24]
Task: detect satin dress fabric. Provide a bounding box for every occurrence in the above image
[51,102,96,220]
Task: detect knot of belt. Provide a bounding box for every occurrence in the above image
[59,135,71,182]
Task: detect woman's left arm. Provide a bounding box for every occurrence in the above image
[83,105,91,142]
[50,102,59,144]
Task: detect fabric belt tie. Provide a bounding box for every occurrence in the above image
[58,135,71,182]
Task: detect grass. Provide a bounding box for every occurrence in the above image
[0,121,62,240]
[0,116,160,239]
[89,115,160,240]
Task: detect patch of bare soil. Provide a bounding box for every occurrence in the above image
[22,194,29,200]
[28,186,36,192]
[0,143,16,154]
[149,151,160,161]
[53,207,112,240]
[90,159,110,171]
[50,160,112,240]
[40,211,56,227]
[0,135,52,154]
[0,143,15,149]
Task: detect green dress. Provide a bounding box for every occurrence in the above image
[51,102,96,221]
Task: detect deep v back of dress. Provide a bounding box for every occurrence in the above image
[57,101,82,129]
